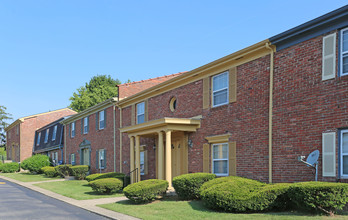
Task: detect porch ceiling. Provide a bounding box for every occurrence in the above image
[119,117,201,137]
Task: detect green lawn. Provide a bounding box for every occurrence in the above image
[35,180,124,200]
[0,173,60,182]
[98,198,348,220]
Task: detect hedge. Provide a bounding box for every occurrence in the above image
[55,164,72,177]
[42,166,57,177]
[199,176,290,212]
[21,155,51,173]
[124,179,168,203]
[89,178,123,194]
[172,172,216,200]
[86,172,126,182]
[288,182,348,215]
[0,162,19,173]
[70,165,89,180]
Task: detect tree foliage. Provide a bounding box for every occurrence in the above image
[69,75,121,112]
[0,106,12,149]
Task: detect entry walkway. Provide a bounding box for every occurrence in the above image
[0,176,139,220]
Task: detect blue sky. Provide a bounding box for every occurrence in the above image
[1,0,347,122]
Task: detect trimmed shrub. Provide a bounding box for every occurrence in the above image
[70,165,89,180]
[42,166,57,177]
[124,179,168,203]
[288,182,348,215]
[55,164,72,177]
[89,178,123,194]
[21,155,51,173]
[172,172,216,200]
[86,172,126,183]
[0,162,19,173]
[199,176,290,212]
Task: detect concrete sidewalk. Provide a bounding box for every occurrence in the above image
[0,176,139,220]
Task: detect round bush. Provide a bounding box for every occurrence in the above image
[42,166,57,177]
[199,176,290,212]
[70,165,89,180]
[123,179,168,203]
[172,172,216,200]
[0,162,19,173]
[89,178,123,194]
[55,164,72,177]
[21,155,50,173]
[288,182,348,215]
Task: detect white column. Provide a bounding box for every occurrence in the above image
[135,135,141,182]
[129,136,135,183]
[158,131,164,180]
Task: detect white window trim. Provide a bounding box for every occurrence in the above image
[71,154,75,165]
[136,102,145,124]
[212,71,229,107]
[71,122,75,138]
[44,129,49,143]
[99,111,105,130]
[99,149,105,169]
[212,143,229,176]
[140,151,145,175]
[83,117,88,134]
[36,133,41,146]
[341,27,348,76]
[341,129,348,178]
[52,125,57,141]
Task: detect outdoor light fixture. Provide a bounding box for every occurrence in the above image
[188,139,193,148]
[153,144,156,151]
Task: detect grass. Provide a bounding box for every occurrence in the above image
[35,180,124,200]
[98,197,348,220]
[0,172,60,182]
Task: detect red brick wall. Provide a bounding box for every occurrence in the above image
[65,106,116,174]
[19,109,76,162]
[6,124,20,161]
[272,30,348,183]
[120,56,272,183]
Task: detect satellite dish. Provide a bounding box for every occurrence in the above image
[298,150,320,181]
[306,150,319,166]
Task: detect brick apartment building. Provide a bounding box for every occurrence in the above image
[61,73,182,174]
[21,5,348,186]
[5,108,76,162]
[114,5,348,186]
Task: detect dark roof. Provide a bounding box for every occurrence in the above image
[33,117,66,153]
[270,5,348,50]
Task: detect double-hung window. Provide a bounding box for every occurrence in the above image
[36,133,41,146]
[52,125,57,141]
[212,143,229,176]
[44,129,49,143]
[99,111,105,129]
[71,154,76,165]
[71,122,75,138]
[341,28,348,76]
[341,129,348,177]
[140,151,145,175]
[212,71,229,107]
[137,102,145,124]
[83,117,88,134]
[99,149,105,169]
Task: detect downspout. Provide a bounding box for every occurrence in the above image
[113,104,116,172]
[119,107,123,172]
[266,42,274,184]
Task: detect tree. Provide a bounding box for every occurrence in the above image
[0,105,12,149]
[69,75,121,112]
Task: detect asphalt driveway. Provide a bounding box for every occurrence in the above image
[0,178,108,220]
